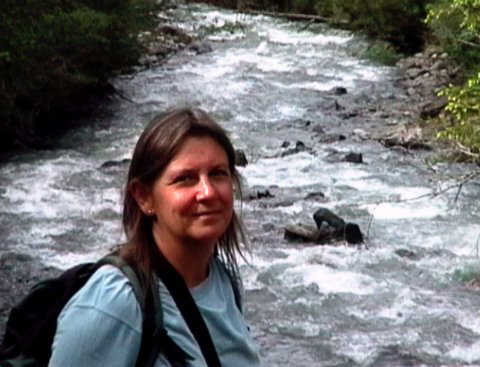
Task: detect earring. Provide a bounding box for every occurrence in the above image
[147,209,154,215]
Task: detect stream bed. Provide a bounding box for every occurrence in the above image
[1,2,480,366]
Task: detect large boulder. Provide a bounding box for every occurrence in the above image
[284,207,363,245]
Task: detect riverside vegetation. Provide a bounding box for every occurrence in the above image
[0,0,163,152]
[1,0,479,158]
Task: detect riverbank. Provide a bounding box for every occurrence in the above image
[360,45,463,152]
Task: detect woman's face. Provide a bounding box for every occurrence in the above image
[141,135,234,249]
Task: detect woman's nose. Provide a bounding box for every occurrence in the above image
[196,177,216,200]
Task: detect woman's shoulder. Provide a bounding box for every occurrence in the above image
[50,265,144,366]
[61,264,142,330]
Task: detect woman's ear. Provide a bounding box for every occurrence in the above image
[130,180,153,215]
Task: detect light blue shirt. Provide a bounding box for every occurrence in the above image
[49,260,261,367]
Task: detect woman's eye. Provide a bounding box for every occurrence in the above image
[174,174,195,183]
[212,169,230,177]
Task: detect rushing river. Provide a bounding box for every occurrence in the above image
[2,2,480,366]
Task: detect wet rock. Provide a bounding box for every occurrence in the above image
[262,223,276,231]
[281,140,311,157]
[284,224,320,242]
[353,129,369,140]
[379,124,431,150]
[338,109,359,120]
[284,220,363,245]
[333,100,344,111]
[270,199,295,207]
[395,248,418,260]
[246,187,275,200]
[235,149,248,167]
[99,158,131,170]
[188,40,213,54]
[331,86,348,95]
[344,152,363,164]
[138,23,195,67]
[370,345,427,367]
[393,46,462,120]
[317,133,346,144]
[156,25,193,44]
[256,189,275,199]
[324,149,343,163]
[304,191,326,201]
[312,125,326,135]
[287,118,312,128]
[313,207,345,232]
[138,54,160,66]
[324,149,363,164]
[306,207,364,244]
[420,97,448,119]
[344,222,363,244]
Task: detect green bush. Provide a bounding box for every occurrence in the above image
[426,0,480,70]
[0,0,160,150]
[426,0,480,159]
[435,72,480,158]
[452,266,480,284]
[362,42,403,66]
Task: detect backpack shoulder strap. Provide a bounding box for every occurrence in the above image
[100,255,190,367]
[99,255,147,310]
[100,255,160,367]
[152,253,222,367]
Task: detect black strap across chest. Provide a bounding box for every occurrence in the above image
[153,253,222,367]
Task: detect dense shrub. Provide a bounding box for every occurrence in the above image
[426,0,480,159]
[426,0,480,70]
[362,42,402,66]
[0,0,161,150]
[434,73,480,157]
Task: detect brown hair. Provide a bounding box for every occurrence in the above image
[120,107,247,284]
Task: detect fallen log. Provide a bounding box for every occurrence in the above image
[241,9,349,27]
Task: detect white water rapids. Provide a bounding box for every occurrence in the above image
[1,2,480,366]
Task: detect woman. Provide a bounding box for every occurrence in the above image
[49,108,262,366]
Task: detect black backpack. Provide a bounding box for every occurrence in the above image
[0,253,242,367]
[0,254,187,367]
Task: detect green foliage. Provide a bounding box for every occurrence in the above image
[426,0,480,158]
[436,72,480,155]
[314,0,430,53]
[362,42,403,66]
[440,72,480,122]
[452,266,480,284]
[0,0,161,149]
[426,0,480,70]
